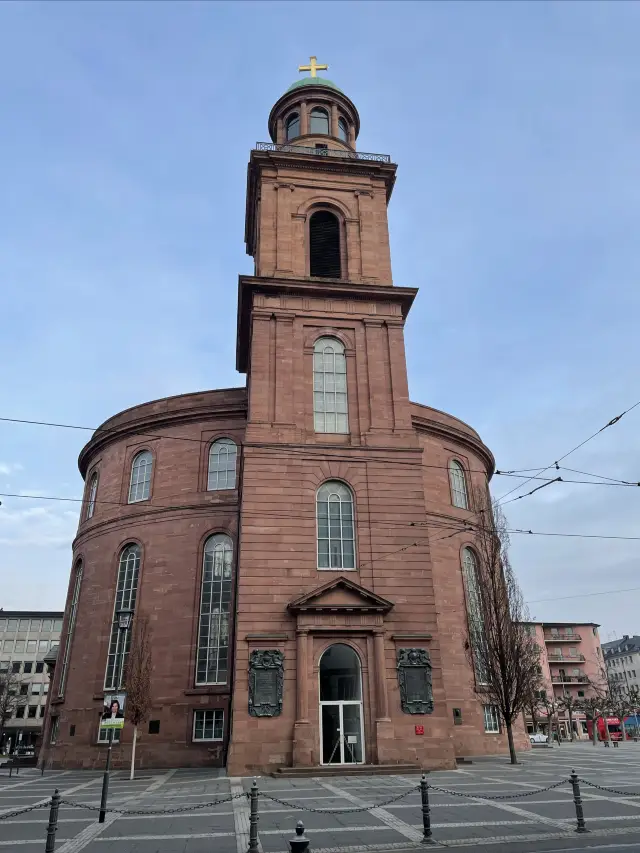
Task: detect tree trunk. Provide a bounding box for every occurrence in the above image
[591,717,597,745]
[568,708,574,741]
[621,718,627,742]
[604,716,611,743]
[130,725,138,781]
[506,720,517,764]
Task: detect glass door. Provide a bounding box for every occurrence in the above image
[320,701,364,764]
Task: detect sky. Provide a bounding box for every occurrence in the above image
[0,0,639,641]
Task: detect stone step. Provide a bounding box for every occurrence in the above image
[272,763,421,777]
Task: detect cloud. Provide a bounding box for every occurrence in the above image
[0,462,23,476]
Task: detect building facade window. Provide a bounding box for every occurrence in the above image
[317,481,355,570]
[193,709,224,741]
[285,112,300,141]
[449,460,469,509]
[58,561,83,698]
[310,107,329,134]
[338,117,348,142]
[104,545,140,690]
[86,472,98,519]
[49,716,59,744]
[207,439,238,491]
[483,705,500,733]
[313,337,348,434]
[128,450,152,503]
[196,534,233,685]
[98,727,121,744]
[462,547,488,683]
[309,211,341,278]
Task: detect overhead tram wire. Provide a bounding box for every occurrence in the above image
[496,398,640,506]
[527,585,640,604]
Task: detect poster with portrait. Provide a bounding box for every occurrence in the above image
[100,692,126,730]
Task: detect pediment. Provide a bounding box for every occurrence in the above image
[288,576,394,614]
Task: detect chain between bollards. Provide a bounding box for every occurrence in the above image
[45,789,60,853]
[420,773,433,843]
[247,777,260,853]
[289,819,310,853]
[570,770,589,834]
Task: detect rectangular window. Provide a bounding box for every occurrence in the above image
[104,547,140,690]
[31,684,42,695]
[59,565,83,697]
[15,640,25,653]
[0,660,7,673]
[148,720,160,734]
[578,690,585,697]
[30,619,41,632]
[35,662,44,674]
[15,705,26,718]
[483,704,500,733]
[7,619,18,632]
[193,709,224,742]
[98,727,121,744]
[20,684,28,696]
[53,619,63,633]
[69,724,76,737]
[23,661,32,674]
[27,706,37,718]
[50,717,59,745]
[3,640,13,652]
[0,619,5,632]
[26,640,37,653]
[42,620,52,632]
[313,339,349,434]
[11,661,21,674]
[43,683,49,694]
[39,640,49,652]
[196,538,232,685]
[19,619,29,631]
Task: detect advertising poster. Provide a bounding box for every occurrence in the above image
[100,693,126,730]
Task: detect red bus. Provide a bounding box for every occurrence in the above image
[586,717,623,741]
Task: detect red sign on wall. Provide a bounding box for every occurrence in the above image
[415,725,424,735]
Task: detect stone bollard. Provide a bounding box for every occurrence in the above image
[247,778,260,853]
[289,820,310,853]
[570,770,589,833]
[420,774,433,843]
[45,789,61,853]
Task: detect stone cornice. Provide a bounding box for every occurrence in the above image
[410,412,495,477]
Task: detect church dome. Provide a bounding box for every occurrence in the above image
[286,77,344,94]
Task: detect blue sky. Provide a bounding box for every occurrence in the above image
[1,0,639,641]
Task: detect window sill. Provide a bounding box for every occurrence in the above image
[184,686,230,696]
[192,738,223,744]
[317,567,356,572]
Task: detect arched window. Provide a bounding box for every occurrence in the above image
[58,560,83,698]
[128,450,152,503]
[310,107,329,135]
[309,210,341,278]
[313,337,348,434]
[104,544,140,690]
[317,481,355,569]
[338,117,348,142]
[286,112,300,141]
[196,534,233,685]
[449,460,469,509]
[86,472,98,519]
[462,547,488,683]
[208,439,237,491]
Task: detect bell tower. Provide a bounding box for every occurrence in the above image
[229,62,451,775]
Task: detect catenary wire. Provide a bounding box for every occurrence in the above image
[527,586,640,604]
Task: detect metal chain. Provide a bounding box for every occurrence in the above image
[0,802,49,821]
[428,780,569,801]
[261,784,421,814]
[59,791,247,816]
[578,779,640,798]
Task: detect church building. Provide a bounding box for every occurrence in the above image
[43,61,528,773]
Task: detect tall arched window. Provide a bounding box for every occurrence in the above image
[338,117,348,142]
[208,439,237,491]
[310,107,329,134]
[128,450,152,503]
[449,460,469,509]
[313,337,348,434]
[58,560,83,698]
[462,547,487,683]
[309,210,341,278]
[196,534,233,685]
[86,472,98,519]
[286,112,300,141]
[104,544,140,690]
[317,481,355,569]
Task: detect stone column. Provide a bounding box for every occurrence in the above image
[276,117,284,145]
[374,631,390,720]
[296,630,309,722]
[293,629,313,766]
[374,630,395,764]
[331,103,339,138]
[300,101,309,136]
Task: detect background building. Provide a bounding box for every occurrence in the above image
[603,635,640,697]
[44,67,529,772]
[0,611,62,754]
[524,621,603,739]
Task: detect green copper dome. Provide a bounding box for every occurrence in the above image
[286,77,343,94]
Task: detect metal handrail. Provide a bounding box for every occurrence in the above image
[545,633,582,642]
[255,141,392,164]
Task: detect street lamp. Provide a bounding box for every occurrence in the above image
[116,608,133,689]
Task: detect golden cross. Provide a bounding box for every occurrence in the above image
[298,56,328,78]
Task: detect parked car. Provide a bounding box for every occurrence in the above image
[529,732,548,744]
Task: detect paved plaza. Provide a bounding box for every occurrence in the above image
[1,743,640,852]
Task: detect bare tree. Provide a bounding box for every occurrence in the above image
[0,669,27,749]
[557,692,581,742]
[536,692,561,744]
[123,615,153,780]
[463,489,542,764]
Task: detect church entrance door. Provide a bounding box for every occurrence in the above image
[319,644,364,765]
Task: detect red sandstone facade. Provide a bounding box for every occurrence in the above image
[43,73,528,772]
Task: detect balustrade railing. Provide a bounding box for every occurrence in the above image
[255,141,392,163]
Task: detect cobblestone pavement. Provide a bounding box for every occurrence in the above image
[1,742,640,852]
